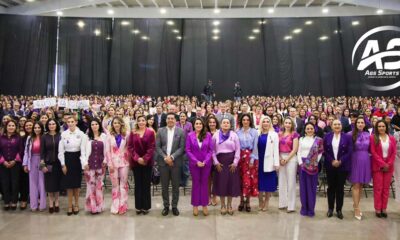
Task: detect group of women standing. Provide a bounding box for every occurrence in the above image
[186,113,398,220]
[0,111,399,220]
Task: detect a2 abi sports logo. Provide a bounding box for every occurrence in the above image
[352,26,400,91]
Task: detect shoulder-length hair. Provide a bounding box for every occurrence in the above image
[282,117,295,133]
[302,122,316,138]
[45,118,61,133]
[239,113,255,129]
[135,115,147,131]
[3,119,18,136]
[88,118,104,140]
[373,120,389,145]
[206,116,220,132]
[109,116,127,136]
[258,115,272,135]
[146,114,158,132]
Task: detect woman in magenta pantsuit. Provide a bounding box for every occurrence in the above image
[186,118,214,216]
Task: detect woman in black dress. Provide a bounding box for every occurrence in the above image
[40,119,62,213]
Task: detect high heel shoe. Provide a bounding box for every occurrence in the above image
[354,208,362,220]
[193,207,199,216]
[67,208,73,216]
[203,207,209,216]
[245,201,251,212]
[238,201,244,212]
[73,206,79,215]
[220,206,227,215]
[228,206,234,215]
[20,202,27,210]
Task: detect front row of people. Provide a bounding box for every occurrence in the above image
[0,114,398,220]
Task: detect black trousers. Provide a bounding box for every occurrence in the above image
[326,169,348,212]
[0,162,21,204]
[19,169,29,202]
[133,166,152,211]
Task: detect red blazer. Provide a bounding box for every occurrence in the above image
[370,135,397,172]
[127,128,155,167]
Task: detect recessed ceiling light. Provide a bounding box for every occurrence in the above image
[376,9,384,14]
[94,29,101,36]
[142,36,149,40]
[132,29,140,34]
[121,21,130,26]
[160,8,167,14]
[177,36,182,40]
[352,21,360,26]
[284,35,292,40]
[253,29,260,34]
[77,21,85,28]
[293,28,302,34]
[319,35,329,41]
[107,9,114,15]
[167,20,174,25]
[212,36,219,40]
[334,30,338,34]
[26,0,35,2]
[172,29,179,33]
[305,20,313,25]
[268,8,274,14]
[214,8,221,14]
[213,20,220,26]
[248,36,255,40]
[212,29,220,34]
[56,11,63,16]
[106,36,112,40]
[322,8,329,14]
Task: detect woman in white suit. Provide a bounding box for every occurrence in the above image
[255,116,280,211]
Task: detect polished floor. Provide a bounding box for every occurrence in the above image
[0,188,399,240]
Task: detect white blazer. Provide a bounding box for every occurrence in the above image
[261,130,280,172]
[81,133,107,169]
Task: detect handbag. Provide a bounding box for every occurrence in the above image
[151,164,160,185]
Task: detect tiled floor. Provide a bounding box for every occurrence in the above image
[0,189,399,240]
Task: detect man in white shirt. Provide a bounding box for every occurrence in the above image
[156,113,186,216]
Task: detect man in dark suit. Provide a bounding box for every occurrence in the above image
[154,104,167,129]
[288,107,304,134]
[156,113,186,216]
[9,101,24,118]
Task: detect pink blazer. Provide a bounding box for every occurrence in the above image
[370,135,397,172]
[105,133,130,168]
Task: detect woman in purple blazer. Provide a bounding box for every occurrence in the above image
[185,118,214,216]
[323,119,353,220]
